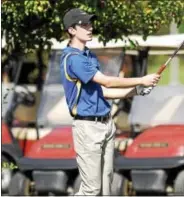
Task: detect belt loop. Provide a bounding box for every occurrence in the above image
[95,117,98,123]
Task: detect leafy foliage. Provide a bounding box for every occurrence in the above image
[2,0,184,53]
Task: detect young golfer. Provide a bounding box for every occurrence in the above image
[60,8,160,196]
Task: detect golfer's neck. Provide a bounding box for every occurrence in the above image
[70,37,86,51]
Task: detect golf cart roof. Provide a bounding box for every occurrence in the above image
[50,34,184,53]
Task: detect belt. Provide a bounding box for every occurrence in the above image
[74,113,111,122]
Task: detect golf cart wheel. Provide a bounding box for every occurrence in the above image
[122,175,136,196]
[174,170,184,195]
[8,172,33,196]
[73,175,81,194]
[1,155,13,194]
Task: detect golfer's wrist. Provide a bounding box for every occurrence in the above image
[138,77,143,85]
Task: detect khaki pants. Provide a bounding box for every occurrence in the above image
[72,117,116,196]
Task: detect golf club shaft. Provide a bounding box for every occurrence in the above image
[157,40,184,75]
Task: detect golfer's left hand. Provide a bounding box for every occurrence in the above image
[136,85,154,96]
[141,86,154,95]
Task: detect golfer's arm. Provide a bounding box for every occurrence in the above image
[92,71,143,88]
[101,86,137,99]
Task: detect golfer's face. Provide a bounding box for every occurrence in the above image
[75,23,93,41]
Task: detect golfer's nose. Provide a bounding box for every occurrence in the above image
[88,24,93,31]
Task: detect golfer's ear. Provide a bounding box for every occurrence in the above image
[68,27,76,35]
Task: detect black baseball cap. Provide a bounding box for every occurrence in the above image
[63,8,96,30]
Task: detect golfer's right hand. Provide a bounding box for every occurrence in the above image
[141,74,160,87]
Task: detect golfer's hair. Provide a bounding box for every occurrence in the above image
[67,24,76,46]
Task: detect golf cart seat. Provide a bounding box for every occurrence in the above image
[129,85,184,130]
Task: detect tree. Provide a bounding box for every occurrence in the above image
[2,0,184,53]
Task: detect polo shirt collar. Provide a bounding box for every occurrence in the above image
[66,46,90,56]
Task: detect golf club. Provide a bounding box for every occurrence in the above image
[157,40,184,75]
[142,40,184,95]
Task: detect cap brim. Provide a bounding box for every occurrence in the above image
[83,14,97,23]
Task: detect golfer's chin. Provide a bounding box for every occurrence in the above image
[80,36,93,43]
[86,35,93,41]
[87,38,92,42]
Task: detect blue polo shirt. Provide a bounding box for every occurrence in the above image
[60,46,111,117]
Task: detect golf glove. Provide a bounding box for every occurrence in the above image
[136,85,153,96]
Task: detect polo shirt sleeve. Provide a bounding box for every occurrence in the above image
[69,55,98,84]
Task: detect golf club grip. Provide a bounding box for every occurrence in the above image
[157,65,166,74]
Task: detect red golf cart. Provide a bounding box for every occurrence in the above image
[113,35,184,196]
[2,51,80,195]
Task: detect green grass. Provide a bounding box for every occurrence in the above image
[148,55,184,85]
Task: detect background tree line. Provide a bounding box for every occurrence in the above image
[2,0,184,88]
